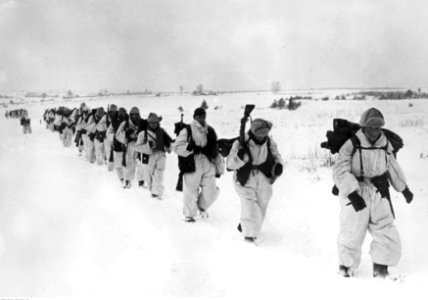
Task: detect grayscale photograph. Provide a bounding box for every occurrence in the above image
[0,0,427,298]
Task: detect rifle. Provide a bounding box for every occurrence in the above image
[121,122,129,167]
[122,143,127,167]
[240,105,255,155]
[235,104,255,186]
[109,144,114,163]
[371,172,394,218]
[174,113,185,136]
[175,113,185,191]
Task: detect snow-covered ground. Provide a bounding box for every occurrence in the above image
[0,94,427,298]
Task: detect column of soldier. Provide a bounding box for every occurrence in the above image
[42,104,415,279]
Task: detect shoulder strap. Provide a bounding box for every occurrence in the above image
[185,124,192,142]
[350,135,364,180]
[384,140,390,164]
[350,135,360,155]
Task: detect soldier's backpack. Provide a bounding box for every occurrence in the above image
[320,118,403,157]
[321,118,404,202]
[174,123,195,191]
[217,137,239,157]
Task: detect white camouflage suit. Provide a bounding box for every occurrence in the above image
[52,114,64,141]
[173,121,224,218]
[333,129,407,269]
[115,119,145,183]
[94,114,108,166]
[84,114,96,163]
[75,111,87,154]
[61,109,77,147]
[107,123,124,178]
[135,127,172,197]
[53,112,72,146]
[226,133,283,238]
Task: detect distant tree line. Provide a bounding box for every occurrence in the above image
[336,89,428,100]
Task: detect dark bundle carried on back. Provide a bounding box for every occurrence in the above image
[322,118,404,201]
[174,113,191,192]
[216,105,255,158]
[56,106,73,118]
[320,118,403,156]
[217,137,238,157]
[174,113,186,136]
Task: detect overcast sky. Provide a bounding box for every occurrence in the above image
[1,0,428,93]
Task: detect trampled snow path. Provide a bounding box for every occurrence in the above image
[0,98,428,298]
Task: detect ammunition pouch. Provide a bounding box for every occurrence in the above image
[178,155,195,174]
[371,172,395,218]
[370,172,391,200]
[137,153,150,164]
[95,130,106,143]
[88,132,96,142]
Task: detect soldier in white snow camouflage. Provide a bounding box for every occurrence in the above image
[226,118,283,242]
[333,108,414,278]
[173,108,224,222]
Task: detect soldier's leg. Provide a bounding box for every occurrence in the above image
[337,190,370,269]
[151,153,166,196]
[197,162,218,212]
[183,170,203,218]
[113,151,124,181]
[369,193,401,267]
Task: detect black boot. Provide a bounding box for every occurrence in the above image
[185,216,196,223]
[237,223,242,233]
[339,265,352,278]
[138,180,144,187]
[373,263,389,278]
[123,180,132,189]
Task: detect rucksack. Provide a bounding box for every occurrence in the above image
[322,118,404,207]
[174,123,195,191]
[320,118,403,156]
[217,137,239,157]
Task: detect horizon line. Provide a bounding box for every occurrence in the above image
[1,86,425,95]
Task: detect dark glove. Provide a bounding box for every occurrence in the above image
[332,185,339,196]
[273,163,283,176]
[186,140,195,152]
[402,186,413,204]
[347,191,366,212]
[88,132,95,142]
[237,148,246,160]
